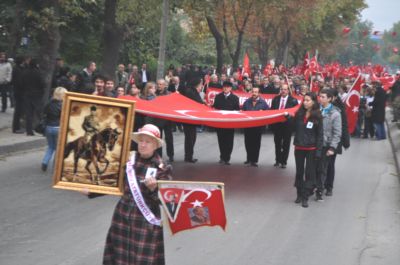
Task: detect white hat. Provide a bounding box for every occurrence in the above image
[396,70,400,75]
[131,124,163,148]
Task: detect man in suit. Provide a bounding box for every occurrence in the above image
[140,63,151,88]
[182,77,204,163]
[270,84,298,168]
[213,81,240,165]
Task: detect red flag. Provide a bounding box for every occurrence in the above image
[392,31,397,37]
[120,93,300,128]
[343,75,363,134]
[158,181,227,234]
[393,47,399,54]
[342,27,351,34]
[302,52,310,72]
[309,56,318,72]
[263,63,273,77]
[378,75,396,91]
[362,30,369,37]
[242,52,251,76]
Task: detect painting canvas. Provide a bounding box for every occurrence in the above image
[53,92,135,195]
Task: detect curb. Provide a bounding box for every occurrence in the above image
[0,138,46,156]
[386,118,400,179]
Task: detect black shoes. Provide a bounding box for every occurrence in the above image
[184,158,198,163]
[295,197,302,204]
[41,163,47,172]
[273,162,280,167]
[315,191,324,202]
[250,162,258,167]
[168,157,174,163]
[13,129,25,134]
[244,160,250,164]
[280,164,287,169]
[325,189,333,196]
[301,199,309,208]
[27,132,35,136]
[219,160,230,165]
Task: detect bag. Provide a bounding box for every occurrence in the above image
[34,119,46,135]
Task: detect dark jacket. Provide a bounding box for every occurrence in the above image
[22,67,45,97]
[269,95,298,131]
[333,98,350,154]
[75,70,94,94]
[371,86,387,123]
[293,109,323,157]
[213,92,240,111]
[184,87,204,104]
[44,99,62,126]
[242,97,269,111]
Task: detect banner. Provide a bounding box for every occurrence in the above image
[120,93,301,129]
[158,181,227,234]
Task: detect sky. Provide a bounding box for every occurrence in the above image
[360,0,400,31]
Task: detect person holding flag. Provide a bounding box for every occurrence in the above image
[270,84,299,168]
[103,124,172,265]
[213,81,240,165]
[293,92,323,207]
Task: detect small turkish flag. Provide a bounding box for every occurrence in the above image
[343,75,363,134]
[158,181,227,234]
[342,27,351,34]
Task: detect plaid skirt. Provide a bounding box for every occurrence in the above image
[103,199,165,265]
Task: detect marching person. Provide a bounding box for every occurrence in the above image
[293,92,323,208]
[270,84,298,168]
[325,89,350,196]
[370,81,387,140]
[316,89,342,201]
[41,87,67,172]
[103,124,172,265]
[182,77,204,163]
[242,86,269,167]
[213,81,240,165]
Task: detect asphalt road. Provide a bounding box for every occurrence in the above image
[1,131,399,265]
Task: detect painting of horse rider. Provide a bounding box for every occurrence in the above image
[53,92,135,195]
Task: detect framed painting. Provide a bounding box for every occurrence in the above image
[53,92,136,195]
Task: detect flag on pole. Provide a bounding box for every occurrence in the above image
[158,181,227,234]
[343,75,363,134]
[242,52,251,76]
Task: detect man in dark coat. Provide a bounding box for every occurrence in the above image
[213,81,240,165]
[75,61,96,94]
[242,87,269,167]
[270,84,298,168]
[370,81,387,140]
[182,78,204,163]
[22,59,45,136]
[11,56,27,133]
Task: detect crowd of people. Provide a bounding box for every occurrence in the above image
[2,50,400,263]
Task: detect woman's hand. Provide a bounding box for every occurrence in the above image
[144,177,157,191]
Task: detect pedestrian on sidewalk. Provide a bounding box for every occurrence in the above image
[41,87,67,172]
[293,92,323,208]
[0,52,12,113]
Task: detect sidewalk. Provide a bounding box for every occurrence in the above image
[387,109,400,177]
[0,108,46,156]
